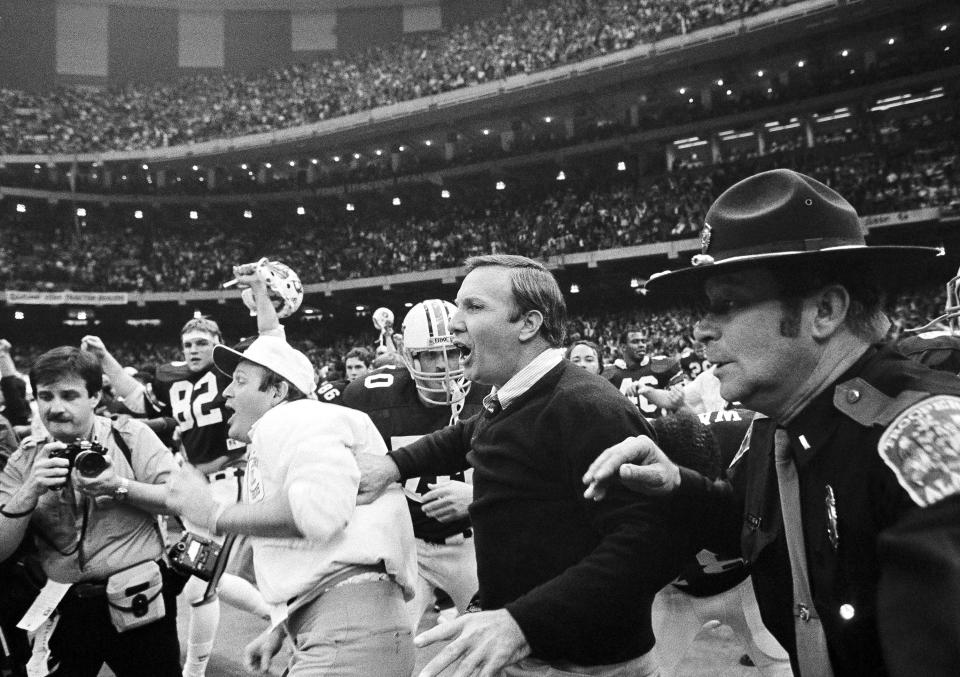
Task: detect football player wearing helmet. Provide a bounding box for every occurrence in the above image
[898,267,960,375]
[341,299,487,631]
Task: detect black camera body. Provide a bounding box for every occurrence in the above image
[50,440,110,478]
[168,533,222,581]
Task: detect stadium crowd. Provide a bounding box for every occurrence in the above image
[0,0,804,154]
[2,121,958,292]
[0,282,946,389]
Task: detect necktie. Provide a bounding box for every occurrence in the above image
[774,427,835,677]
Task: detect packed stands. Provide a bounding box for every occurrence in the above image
[0,0,805,154]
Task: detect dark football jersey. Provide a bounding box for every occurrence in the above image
[604,355,682,418]
[678,348,712,381]
[153,362,245,465]
[316,378,348,405]
[341,365,487,542]
[898,331,960,376]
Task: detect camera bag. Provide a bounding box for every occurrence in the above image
[106,560,165,632]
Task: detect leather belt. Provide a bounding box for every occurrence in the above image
[421,528,473,546]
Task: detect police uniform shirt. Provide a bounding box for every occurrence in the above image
[674,345,960,675]
[152,362,245,465]
[341,365,487,543]
[0,415,176,583]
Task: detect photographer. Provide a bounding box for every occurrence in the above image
[0,346,180,676]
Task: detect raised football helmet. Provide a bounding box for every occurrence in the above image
[240,258,304,319]
[401,299,469,405]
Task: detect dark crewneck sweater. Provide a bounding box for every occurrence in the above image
[390,360,689,666]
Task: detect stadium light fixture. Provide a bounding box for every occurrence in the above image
[193,310,203,319]
[198,177,204,182]
[243,210,253,219]
[887,37,895,46]
[726,89,733,96]
[296,206,306,215]
[34,163,41,169]
[134,210,143,219]
[192,165,199,171]
[678,87,686,95]
[570,284,580,294]
[241,163,248,170]
[392,197,401,206]
[265,162,272,169]
[630,278,640,288]
[716,79,724,86]
[441,189,451,199]
[14,311,24,320]
[797,60,805,68]
[841,49,850,57]
[756,70,764,77]
[940,24,947,32]
[375,149,383,156]
[398,145,407,152]
[311,158,318,164]
[353,153,360,159]
[425,140,432,146]
[189,210,198,220]
[617,161,626,171]
[142,164,149,170]
[495,181,506,191]
[76,208,86,217]
[688,98,694,104]
[289,160,296,167]
[482,129,490,135]
[556,171,566,181]
[346,203,355,212]
[15,203,25,213]
[544,116,552,123]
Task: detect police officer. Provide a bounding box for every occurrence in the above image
[584,169,960,676]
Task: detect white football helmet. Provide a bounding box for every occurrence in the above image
[240,259,304,319]
[401,299,469,405]
[372,307,394,331]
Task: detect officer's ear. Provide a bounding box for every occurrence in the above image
[810,284,850,339]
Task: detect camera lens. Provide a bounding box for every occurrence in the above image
[75,451,108,477]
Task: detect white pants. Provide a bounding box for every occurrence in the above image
[652,577,791,677]
[406,533,478,630]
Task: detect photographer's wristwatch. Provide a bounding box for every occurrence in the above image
[113,477,130,503]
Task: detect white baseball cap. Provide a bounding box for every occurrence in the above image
[214,335,315,396]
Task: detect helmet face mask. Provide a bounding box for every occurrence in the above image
[240,260,303,319]
[401,300,470,406]
[908,266,960,336]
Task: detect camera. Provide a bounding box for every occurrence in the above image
[50,440,110,478]
[168,532,222,581]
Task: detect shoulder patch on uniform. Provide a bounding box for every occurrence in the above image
[877,395,960,507]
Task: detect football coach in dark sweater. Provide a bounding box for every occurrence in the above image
[357,254,689,677]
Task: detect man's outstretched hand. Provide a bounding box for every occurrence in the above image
[582,435,680,501]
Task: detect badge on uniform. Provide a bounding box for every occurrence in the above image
[877,394,960,507]
[824,484,839,551]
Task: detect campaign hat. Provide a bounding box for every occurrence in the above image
[645,169,941,296]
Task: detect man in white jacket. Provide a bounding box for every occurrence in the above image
[166,335,417,676]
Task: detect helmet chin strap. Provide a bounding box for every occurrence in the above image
[448,396,465,426]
